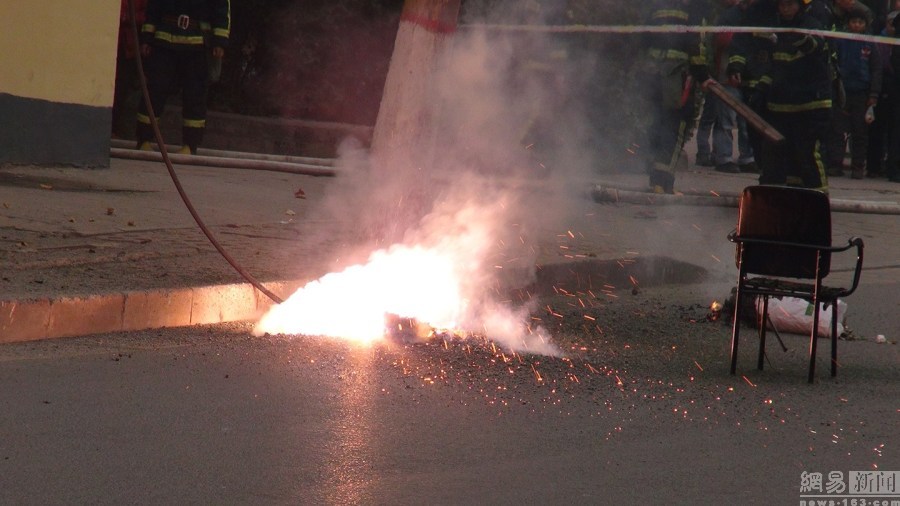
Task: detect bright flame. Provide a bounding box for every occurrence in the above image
[255,244,466,344]
[254,198,562,357]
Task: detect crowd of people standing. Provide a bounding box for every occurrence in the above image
[644,0,900,194]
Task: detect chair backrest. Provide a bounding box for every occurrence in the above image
[736,185,832,279]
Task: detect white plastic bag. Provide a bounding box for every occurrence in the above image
[757,296,847,338]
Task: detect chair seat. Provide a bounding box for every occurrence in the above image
[742,277,845,303]
[728,185,864,383]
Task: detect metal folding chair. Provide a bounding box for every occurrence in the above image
[728,185,864,383]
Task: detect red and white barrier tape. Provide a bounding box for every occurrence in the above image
[462,24,900,46]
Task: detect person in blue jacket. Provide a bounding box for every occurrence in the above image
[825,8,882,179]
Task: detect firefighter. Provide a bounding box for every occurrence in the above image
[136,0,230,154]
[729,0,832,189]
[642,0,711,194]
[726,0,776,168]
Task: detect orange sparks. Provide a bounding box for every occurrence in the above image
[585,363,600,374]
[567,230,575,239]
[742,376,757,387]
[583,314,596,321]
[710,254,721,263]
[531,363,543,383]
[615,375,625,388]
[694,360,704,372]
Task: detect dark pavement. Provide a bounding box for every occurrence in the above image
[0,153,898,504]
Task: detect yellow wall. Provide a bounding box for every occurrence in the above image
[0,0,120,107]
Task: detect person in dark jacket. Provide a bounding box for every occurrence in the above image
[135,0,230,154]
[729,0,833,189]
[867,0,900,177]
[886,2,900,181]
[642,0,711,194]
[825,8,882,178]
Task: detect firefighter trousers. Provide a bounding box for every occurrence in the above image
[758,108,829,191]
[646,66,698,192]
[136,45,209,151]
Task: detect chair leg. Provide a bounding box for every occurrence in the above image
[730,286,744,376]
[758,296,768,370]
[831,301,839,377]
[808,300,821,384]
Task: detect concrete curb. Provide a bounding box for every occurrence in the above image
[0,281,300,344]
[0,256,714,344]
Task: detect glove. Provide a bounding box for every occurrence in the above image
[690,64,710,84]
[746,83,769,113]
[726,61,744,80]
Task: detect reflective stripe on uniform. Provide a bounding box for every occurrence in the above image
[183,118,206,128]
[772,51,804,62]
[653,10,689,22]
[154,32,205,45]
[649,48,689,60]
[767,99,832,112]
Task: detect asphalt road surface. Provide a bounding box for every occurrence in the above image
[1,284,896,505]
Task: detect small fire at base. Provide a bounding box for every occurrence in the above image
[384,314,436,343]
[707,300,723,322]
[253,238,561,356]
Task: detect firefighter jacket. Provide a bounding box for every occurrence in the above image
[761,11,833,113]
[729,3,832,113]
[644,0,709,82]
[727,1,779,88]
[141,0,230,51]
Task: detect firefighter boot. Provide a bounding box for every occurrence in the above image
[136,121,154,151]
[649,169,676,195]
[182,126,203,155]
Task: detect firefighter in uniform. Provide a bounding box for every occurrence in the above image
[136,0,230,154]
[643,0,710,194]
[728,0,832,189]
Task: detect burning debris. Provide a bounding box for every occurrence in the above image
[253,205,563,357]
[707,300,723,322]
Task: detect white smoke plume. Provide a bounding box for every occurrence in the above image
[260,1,640,356]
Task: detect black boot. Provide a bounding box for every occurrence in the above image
[649,169,676,194]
